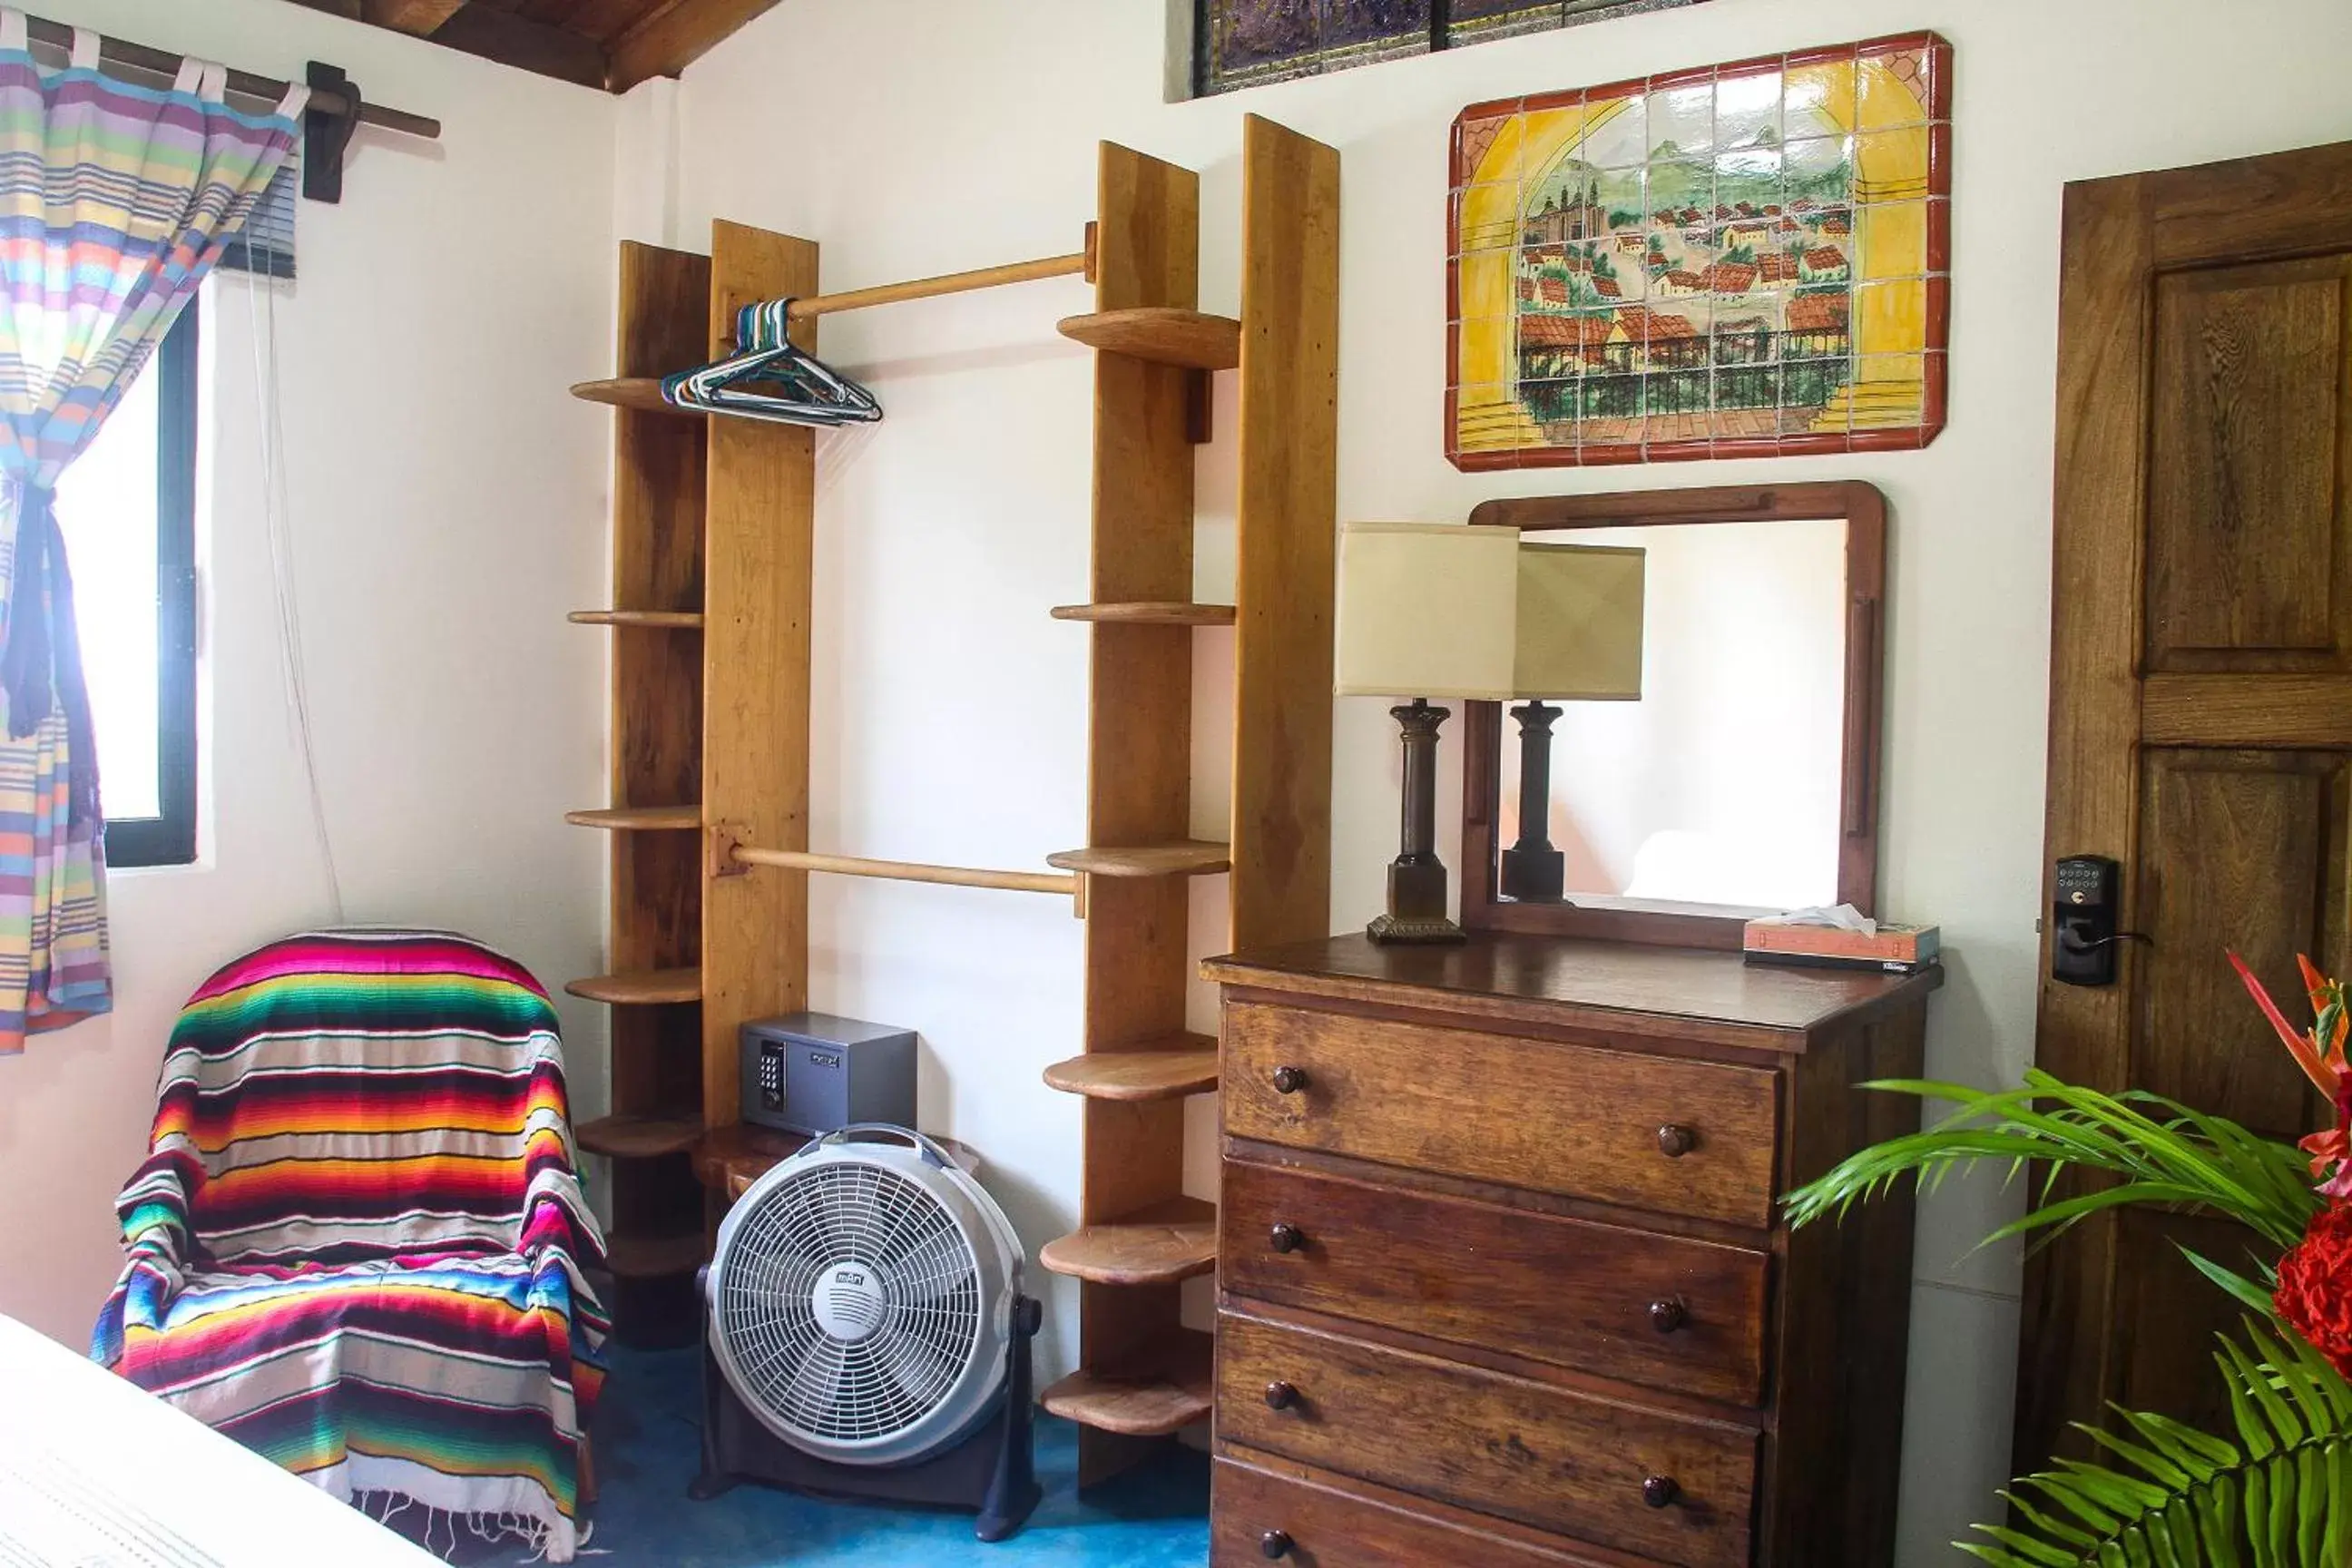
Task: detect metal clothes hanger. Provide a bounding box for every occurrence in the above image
[662,299,882,427]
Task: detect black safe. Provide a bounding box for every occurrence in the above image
[739,1013,917,1136]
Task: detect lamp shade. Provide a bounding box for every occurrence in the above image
[1335,523,1520,700]
[1514,542,1645,700]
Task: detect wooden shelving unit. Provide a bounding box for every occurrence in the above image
[564,966,701,1005]
[1042,1037,1219,1101]
[565,120,1337,1428]
[1049,603,1237,626]
[568,610,704,630]
[1036,117,1339,1485]
[1046,842,1231,878]
[566,227,806,1348]
[1057,309,1241,369]
[564,805,701,831]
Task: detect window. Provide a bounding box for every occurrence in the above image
[56,304,198,867]
[1196,0,1712,94]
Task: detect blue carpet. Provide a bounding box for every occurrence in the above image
[445,1348,1208,1567]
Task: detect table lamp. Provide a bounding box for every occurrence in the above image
[1501,541,1646,902]
[1336,523,1521,945]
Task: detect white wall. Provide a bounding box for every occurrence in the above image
[0,0,617,1347]
[641,0,2352,1558]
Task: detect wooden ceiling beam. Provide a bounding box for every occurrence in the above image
[605,0,779,92]
[359,0,468,33]
[424,2,609,87]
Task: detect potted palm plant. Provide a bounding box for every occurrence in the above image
[1785,955,2352,1563]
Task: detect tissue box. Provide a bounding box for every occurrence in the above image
[1743,918,1939,973]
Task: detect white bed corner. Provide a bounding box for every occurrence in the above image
[0,1313,442,1567]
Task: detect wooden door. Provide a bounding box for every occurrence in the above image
[2025,139,2352,1468]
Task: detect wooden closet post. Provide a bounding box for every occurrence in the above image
[699,220,818,1135]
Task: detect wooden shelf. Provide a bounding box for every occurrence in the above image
[1048,841,1231,878]
[565,967,701,1005]
[565,805,701,831]
[1043,1035,1219,1101]
[571,377,701,417]
[1058,309,1241,371]
[603,1229,705,1279]
[1040,1195,1217,1286]
[575,1112,703,1160]
[1039,1328,1213,1436]
[1051,602,1236,626]
[569,610,705,630]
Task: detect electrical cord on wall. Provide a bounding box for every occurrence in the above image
[241,265,345,926]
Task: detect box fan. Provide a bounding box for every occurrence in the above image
[690,1125,1042,1542]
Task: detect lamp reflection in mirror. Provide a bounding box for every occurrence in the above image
[1336,524,1516,944]
[1335,524,1644,943]
[1503,543,1646,901]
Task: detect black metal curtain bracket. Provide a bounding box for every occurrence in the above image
[303,63,362,204]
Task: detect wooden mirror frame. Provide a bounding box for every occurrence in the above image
[1459,481,1887,950]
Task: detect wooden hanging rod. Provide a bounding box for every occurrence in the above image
[720,835,1082,900]
[21,12,441,142]
[786,224,1098,320]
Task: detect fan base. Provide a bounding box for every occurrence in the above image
[690,1293,1043,1542]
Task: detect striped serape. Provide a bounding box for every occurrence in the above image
[92,930,609,1561]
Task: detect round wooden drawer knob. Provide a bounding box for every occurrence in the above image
[1260,1529,1294,1559]
[1271,1064,1310,1094]
[1656,1123,1697,1158]
[1269,1222,1307,1254]
[1649,1298,1688,1334]
[1643,1475,1681,1508]
[1264,1380,1300,1411]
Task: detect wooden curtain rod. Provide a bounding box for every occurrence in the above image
[22,11,441,141]
[730,843,1082,899]
[786,224,1097,320]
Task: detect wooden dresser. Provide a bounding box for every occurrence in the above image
[1199,933,1940,1568]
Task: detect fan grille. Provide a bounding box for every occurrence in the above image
[717,1158,985,1446]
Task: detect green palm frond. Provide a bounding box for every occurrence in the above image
[1959,1318,2352,1567]
[1782,1069,2323,1255]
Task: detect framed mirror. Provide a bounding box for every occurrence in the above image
[1460,481,1886,949]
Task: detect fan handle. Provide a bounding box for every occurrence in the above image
[814,1122,957,1171]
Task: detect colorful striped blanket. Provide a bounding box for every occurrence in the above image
[92,930,610,1561]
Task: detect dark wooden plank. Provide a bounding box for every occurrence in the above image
[1756,1008,1925,1566]
[1221,998,1782,1228]
[1220,1156,1769,1404]
[1217,1308,1757,1568]
[360,0,468,32]
[606,0,784,90]
[2144,256,2351,674]
[421,2,608,85]
[1202,932,1939,1049]
[2018,164,2156,1477]
[1213,1450,1633,1568]
[606,242,708,1161]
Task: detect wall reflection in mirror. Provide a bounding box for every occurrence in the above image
[1495,516,1848,916]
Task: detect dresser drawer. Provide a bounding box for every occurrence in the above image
[1220,1157,1770,1404]
[1219,1310,1757,1568]
[1213,1453,1620,1567]
[1222,1000,1781,1227]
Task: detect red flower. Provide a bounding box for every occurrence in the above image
[2277,1201,2352,1379]
[2232,952,2351,1193]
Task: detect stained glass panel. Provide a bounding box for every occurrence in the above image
[1198,0,1711,95]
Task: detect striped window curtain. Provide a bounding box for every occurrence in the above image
[0,11,304,1050]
